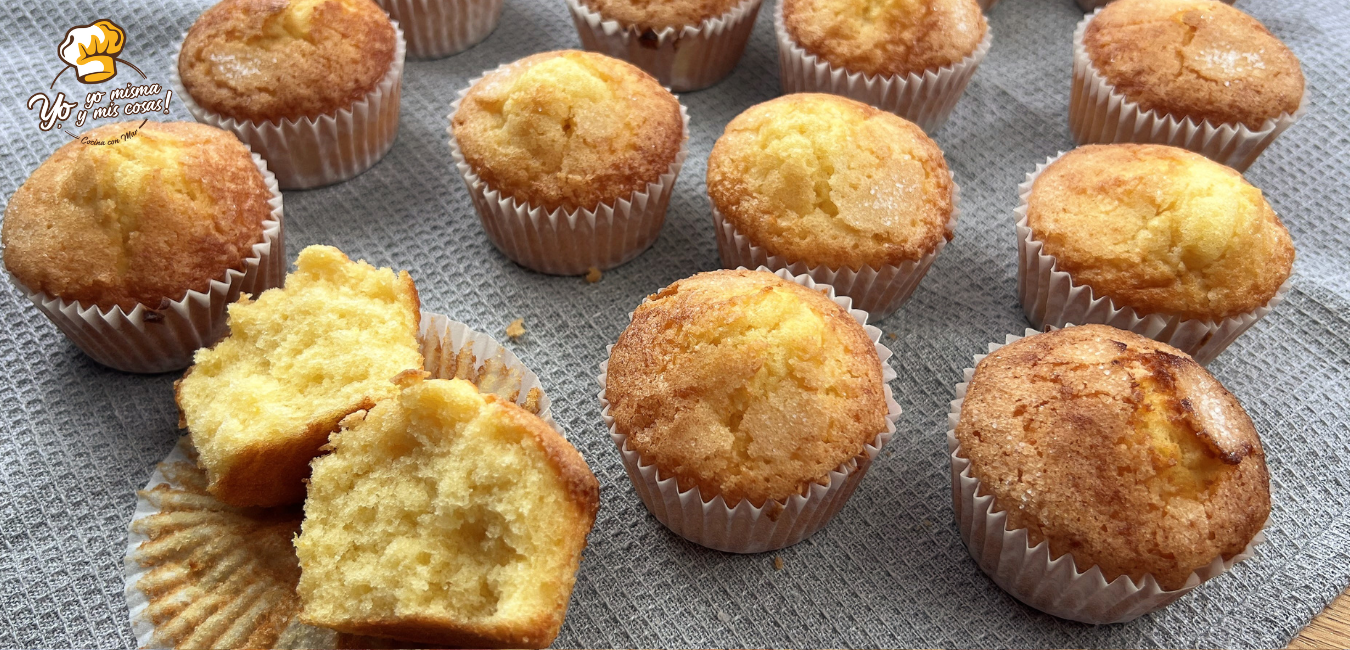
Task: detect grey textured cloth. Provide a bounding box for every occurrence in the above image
[1,0,1347,648]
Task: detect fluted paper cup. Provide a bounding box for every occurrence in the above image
[448,66,690,276]
[1069,8,1303,172]
[712,172,960,318]
[1016,152,1291,366]
[375,0,502,59]
[172,22,406,189]
[948,328,1266,624]
[566,0,762,91]
[11,152,284,374]
[598,268,901,553]
[124,312,554,649]
[774,1,991,133]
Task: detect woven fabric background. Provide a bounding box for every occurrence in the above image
[1,0,1347,647]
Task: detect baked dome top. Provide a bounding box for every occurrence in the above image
[782,0,987,78]
[178,0,397,123]
[452,50,684,213]
[2,121,272,311]
[1084,0,1304,129]
[955,325,1269,591]
[581,0,744,30]
[605,269,887,507]
[708,93,954,270]
[1027,144,1293,320]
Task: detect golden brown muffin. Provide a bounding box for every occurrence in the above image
[179,0,397,123]
[451,50,684,212]
[175,245,423,508]
[2,121,272,312]
[1084,0,1304,129]
[954,325,1269,591]
[605,269,887,507]
[295,375,599,649]
[1026,144,1294,321]
[782,0,987,78]
[708,93,954,270]
[581,0,743,30]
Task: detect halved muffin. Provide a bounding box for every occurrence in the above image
[294,375,599,649]
[175,244,423,508]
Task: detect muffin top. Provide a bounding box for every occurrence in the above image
[452,50,684,213]
[1027,144,1294,321]
[581,0,744,30]
[782,0,987,78]
[178,0,397,123]
[1084,0,1304,129]
[955,325,1269,591]
[708,93,954,270]
[605,269,887,507]
[3,121,273,312]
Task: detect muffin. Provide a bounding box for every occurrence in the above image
[707,93,957,316]
[375,0,503,59]
[950,325,1269,623]
[2,120,282,374]
[601,268,898,553]
[127,316,550,649]
[295,375,599,648]
[1018,144,1294,364]
[449,50,688,275]
[175,0,406,188]
[775,0,991,132]
[1070,0,1305,171]
[567,0,763,91]
[1076,0,1233,10]
[175,245,423,508]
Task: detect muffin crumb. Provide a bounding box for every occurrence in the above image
[773,556,785,571]
[586,267,603,283]
[506,318,526,340]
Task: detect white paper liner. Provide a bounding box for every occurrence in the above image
[947,327,1266,624]
[1069,8,1304,172]
[10,152,284,375]
[172,22,406,189]
[1075,0,1232,10]
[712,171,960,318]
[447,66,690,276]
[375,0,503,59]
[1016,151,1291,366]
[124,312,553,649]
[597,267,902,553]
[774,2,992,133]
[565,0,762,91]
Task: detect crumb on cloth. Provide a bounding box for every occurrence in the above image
[505,318,526,340]
[586,267,602,283]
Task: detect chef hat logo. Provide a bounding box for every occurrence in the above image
[58,20,126,84]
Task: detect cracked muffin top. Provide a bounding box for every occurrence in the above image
[604,269,887,507]
[781,0,987,78]
[954,325,1269,591]
[1084,0,1303,129]
[581,0,745,30]
[3,121,272,312]
[178,0,397,123]
[1027,144,1293,321]
[451,50,684,213]
[707,93,954,270]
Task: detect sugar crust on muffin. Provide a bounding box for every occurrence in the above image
[2,121,272,312]
[605,269,887,507]
[1084,0,1304,129]
[707,93,954,270]
[451,50,684,213]
[781,0,987,78]
[955,325,1270,591]
[581,0,744,30]
[179,0,397,123]
[1027,144,1294,321]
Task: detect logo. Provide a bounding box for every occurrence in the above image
[25,19,173,141]
[55,20,142,85]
